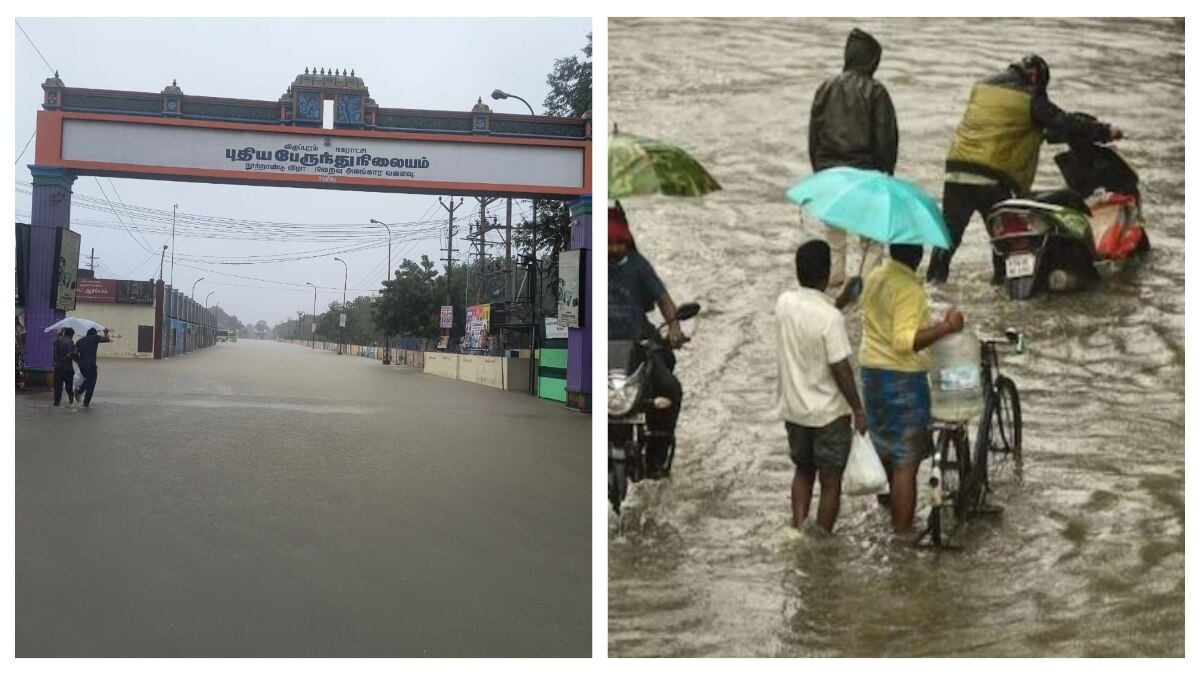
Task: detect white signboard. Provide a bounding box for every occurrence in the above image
[310,322,316,333]
[545,317,569,340]
[60,119,585,190]
[339,313,346,328]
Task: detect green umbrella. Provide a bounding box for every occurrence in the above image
[609,127,721,199]
[786,167,952,249]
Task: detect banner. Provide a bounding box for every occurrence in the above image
[557,249,583,328]
[76,278,117,303]
[440,305,454,328]
[16,223,30,306]
[116,279,155,305]
[339,313,347,328]
[53,228,81,311]
[58,118,585,192]
[463,304,491,353]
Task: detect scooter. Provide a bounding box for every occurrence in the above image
[985,126,1148,300]
[608,302,700,514]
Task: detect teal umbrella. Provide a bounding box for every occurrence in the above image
[786,167,951,249]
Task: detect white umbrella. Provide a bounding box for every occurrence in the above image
[43,317,106,334]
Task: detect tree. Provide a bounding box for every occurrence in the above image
[254,320,269,337]
[520,34,593,287]
[373,255,440,340]
[543,32,591,118]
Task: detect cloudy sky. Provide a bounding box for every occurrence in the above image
[12,17,591,327]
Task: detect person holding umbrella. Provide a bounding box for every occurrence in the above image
[51,327,77,406]
[788,165,963,535]
[609,125,721,478]
[860,244,963,535]
[808,27,898,289]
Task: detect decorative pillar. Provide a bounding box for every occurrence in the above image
[565,195,592,412]
[471,98,492,134]
[22,165,76,387]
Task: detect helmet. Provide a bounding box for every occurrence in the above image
[1019,54,1050,89]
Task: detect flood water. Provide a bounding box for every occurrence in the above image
[608,17,1184,657]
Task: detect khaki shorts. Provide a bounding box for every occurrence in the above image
[785,416,852,472]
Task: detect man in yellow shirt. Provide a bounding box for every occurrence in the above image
[860,244,964,534]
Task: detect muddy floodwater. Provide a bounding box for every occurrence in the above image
[608,17,1183,657]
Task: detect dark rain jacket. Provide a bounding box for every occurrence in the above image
[946,66,1115,195]
[808,29,899,175]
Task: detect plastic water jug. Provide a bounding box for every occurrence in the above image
[928,331,982,421]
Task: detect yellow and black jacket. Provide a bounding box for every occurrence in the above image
[946,67,1113,196]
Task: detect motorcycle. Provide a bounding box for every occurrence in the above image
[985,125,1148,300]
[608,302,700,514]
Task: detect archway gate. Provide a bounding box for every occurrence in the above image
[22,70,592,408]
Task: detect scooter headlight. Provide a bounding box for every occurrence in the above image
[608,369,642,416]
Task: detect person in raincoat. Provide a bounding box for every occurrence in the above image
[808,27,898,288]
[608,206,685,478]
[928,54,1123,284]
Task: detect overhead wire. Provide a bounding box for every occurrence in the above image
[15,20,55,75]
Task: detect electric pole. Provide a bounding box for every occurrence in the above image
[438,197,463,305]
[88,248,98,272]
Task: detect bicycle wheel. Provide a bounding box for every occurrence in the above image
[968,396,996,512]
[988,376,1023,483]
[929,428,969,545]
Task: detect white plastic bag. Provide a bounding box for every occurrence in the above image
[73,371,85,393]
[843,432,889,495]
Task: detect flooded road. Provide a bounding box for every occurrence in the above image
[16,341,590,656]
[608,17,1183,657]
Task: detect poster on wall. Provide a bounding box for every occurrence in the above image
[463,304,491,353]
[557,249,583,328]
[53,228,81,312]
[439,305,454,328]
[116,279,154,305]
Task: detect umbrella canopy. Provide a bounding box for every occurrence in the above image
[609,129,721,199]
[43,317,106,334]
[786,167,952,249]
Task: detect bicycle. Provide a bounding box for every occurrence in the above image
[920,328,1025,547]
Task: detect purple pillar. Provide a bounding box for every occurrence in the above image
[22,165,77,386]
[566,196,591,412]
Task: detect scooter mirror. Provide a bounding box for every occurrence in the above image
[675,302,701,322]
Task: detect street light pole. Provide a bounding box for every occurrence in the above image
[158,245,169,281]
[306,282,317,349]
[369,218,393,364]
[490,89,535,116]
[333,257,347,355]
[491,88,543,395]
[191,277,205,299]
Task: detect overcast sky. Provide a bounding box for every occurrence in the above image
[12,17,591,327]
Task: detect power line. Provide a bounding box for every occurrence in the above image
[106,178,156,251]
[14,20,55,75]
[91,177,156,255]
[14,132,35,165]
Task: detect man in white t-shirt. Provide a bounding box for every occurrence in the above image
[775,240,867,532]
